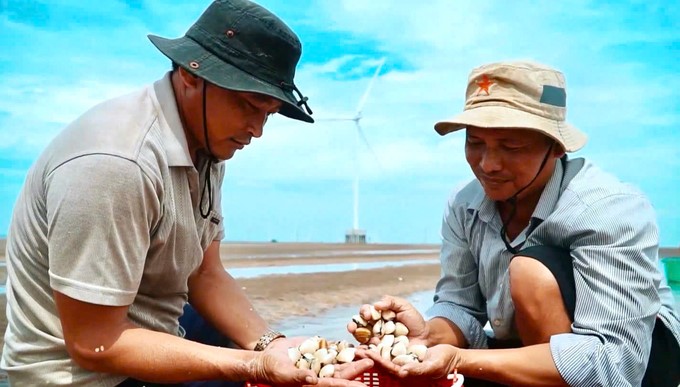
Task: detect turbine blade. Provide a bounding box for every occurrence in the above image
[356,121,383,171]
[354,57,386,117]
[316,117,355,122]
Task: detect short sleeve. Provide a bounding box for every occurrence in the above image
[46,154,161,306]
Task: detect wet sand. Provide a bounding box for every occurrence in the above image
[0,242,441,353]
[237,263,440,324]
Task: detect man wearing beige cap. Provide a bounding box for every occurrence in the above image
[355,61,680,386]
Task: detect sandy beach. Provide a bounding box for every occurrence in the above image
[0,242,441,353]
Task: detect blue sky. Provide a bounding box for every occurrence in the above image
[0,0,678,245]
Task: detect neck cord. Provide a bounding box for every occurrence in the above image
[199,82,215,219]
[499,144,553,253]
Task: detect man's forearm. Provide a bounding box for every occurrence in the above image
[459,343,567,386]
[188,252,270,350]
[76,326,256,382]
[426,317,468,348]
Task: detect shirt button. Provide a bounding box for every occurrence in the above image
[493,319,502,327]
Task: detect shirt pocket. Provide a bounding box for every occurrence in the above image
[195,209,223,251]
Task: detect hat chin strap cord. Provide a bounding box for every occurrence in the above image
[499,143,553,253]
[199,82,215,220]
[281,81,313,115]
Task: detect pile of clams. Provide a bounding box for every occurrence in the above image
[350,306,427,365]
[288,336,356,378]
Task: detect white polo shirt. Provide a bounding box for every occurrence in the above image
[1,73,225,385]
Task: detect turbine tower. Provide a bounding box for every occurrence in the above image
[322,58,386,244]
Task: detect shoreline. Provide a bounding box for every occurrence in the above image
[236,263,440,324]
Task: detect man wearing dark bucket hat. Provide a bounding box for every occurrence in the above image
[352,61,680,386]
[1,1,373,386]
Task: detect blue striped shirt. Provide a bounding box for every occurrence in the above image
[427,156,680,386]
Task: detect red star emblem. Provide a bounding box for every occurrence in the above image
[476,74,494,95]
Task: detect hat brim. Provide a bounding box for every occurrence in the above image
[434,105,587,152]
[148,34,313,123]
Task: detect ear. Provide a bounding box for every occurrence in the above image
[177,67,202,90]
[552,142,566,158]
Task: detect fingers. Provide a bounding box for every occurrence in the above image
[360,349,400,375]
[374,295,410,313]
[359,304,374,321]
[296,369,318,385]
[346,321,357,334]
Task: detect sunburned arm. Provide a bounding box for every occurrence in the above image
[460,344,567,386]
[54,291,256,382]
[187,241,271,350]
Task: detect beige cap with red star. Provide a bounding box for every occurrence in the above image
[434,61,587,152]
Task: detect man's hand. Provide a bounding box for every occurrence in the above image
[359,344,460,380]
[398,344,461,379]
[346,295,429,345]
[252,337,374,386]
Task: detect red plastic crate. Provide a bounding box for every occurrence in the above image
[245,367,460,387]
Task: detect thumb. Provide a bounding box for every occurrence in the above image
[295,369,317,385]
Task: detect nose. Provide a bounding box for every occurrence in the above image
[479,149,503,173]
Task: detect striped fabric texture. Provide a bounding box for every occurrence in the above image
[427,156,680,386]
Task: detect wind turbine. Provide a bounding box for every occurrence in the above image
[321,57,386,244]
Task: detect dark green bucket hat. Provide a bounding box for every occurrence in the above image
[148,0,313,123]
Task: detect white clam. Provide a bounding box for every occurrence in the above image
[383,320,396,335]
[296,358,310,370]
[380,344,392,360]
[369,306,381,321]
[336,347,356,363]
[394,322,409,337]
[392,354,418,366]
[379,334,395,349]
[319,364,335,378]
[391,341,407,357]
[408,344,428,361]
[394,335,410,347]
[381,309,397,321]
[372,320,383,336]
[299,338,319,354]
[311,359,321,375]
[352,314,368,327]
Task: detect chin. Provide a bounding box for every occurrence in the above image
[482,188,514,202]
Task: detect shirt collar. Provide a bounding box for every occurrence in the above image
[151,72,194,167]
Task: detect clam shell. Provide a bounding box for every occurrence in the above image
[372,320,383,336]
[354,327,372,344]
[392,354,418,366]
[319,364,335,378]
[383,320,396,335]
[369,306,381,321]
[299,338,319,354]
[380,344,392,360]
[336,347,356,363]
[352,314,368,327]
[408,344,427,361]
[381,310,397,321]
[394,335,409,346]
[296,358,310,370]
[391,342,407,357]
[311,359,321,375]
[394,322,409,337]
[379,334,395,349]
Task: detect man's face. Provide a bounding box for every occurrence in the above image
[201,82,282,161]
[465,126,558,202]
